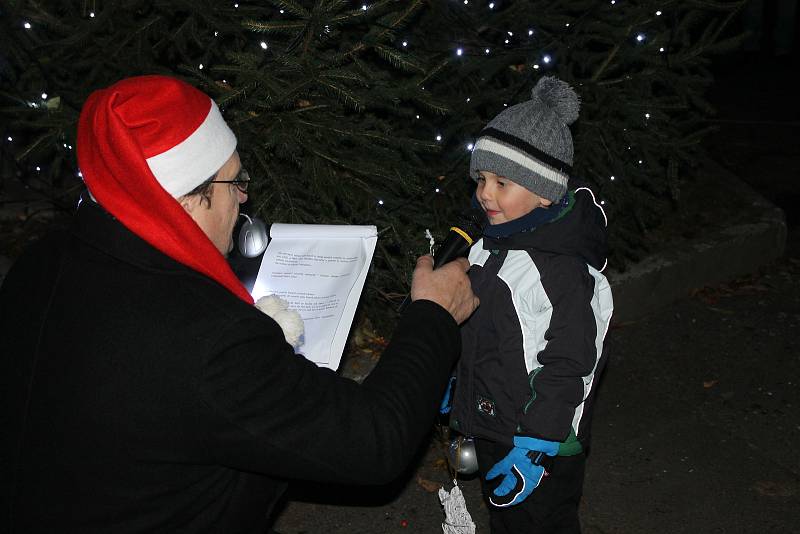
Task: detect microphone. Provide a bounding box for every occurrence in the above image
[398,207,484,312]
[431,208,485,269]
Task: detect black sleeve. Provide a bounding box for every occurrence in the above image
[518,256,599,442]
[200,299,460,484]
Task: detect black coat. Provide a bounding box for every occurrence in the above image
[1,201,460,533]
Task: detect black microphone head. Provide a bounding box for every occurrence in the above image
[456,207,486,243]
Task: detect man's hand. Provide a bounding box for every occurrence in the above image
[410,255,478,324]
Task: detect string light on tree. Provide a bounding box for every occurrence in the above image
[198,64,204,70]
[456,47,463,56]
[528,29,534,36]
[260,41,268,49]
[656,10,662,15]
[23,21,32,29]
[467,143,474,150]
[636,33,646,43]
[484,48,490,54]
[402,40,408,47]
[610,175,616,181]
[89,12,95,18]
[436,134,442,141]
[6,136,12,142]
[377,199,384,205]
[489,2,495,8]
[543,54,552,64]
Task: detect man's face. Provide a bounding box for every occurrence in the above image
[182,151,247,255]
[475,170,552,225]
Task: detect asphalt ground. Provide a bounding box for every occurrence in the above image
[270,52,800,533]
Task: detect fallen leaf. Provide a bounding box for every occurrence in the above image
[416,476,441,493]
[753,480,796,498]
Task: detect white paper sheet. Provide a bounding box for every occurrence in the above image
[251,223,378,370]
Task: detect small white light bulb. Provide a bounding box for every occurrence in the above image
[23,22,32,29]
[645,113,650,119]
[362,4,367,10]
[198,63,204,69]
[504,39,509,44]
[659,47,665,52]
[610,175,615,181]
[485,48,490,54]
[260,41,268,49]
[543,55,551,63]
[466,97,471,102]
[416,114,420,119]
[528,29,534,36]
[467,143,474,150]
[456,48,463,56]
[402,41,408,47]
[656,10,662,16]
[378,199,384,205]
[489,2,494,8]
[41,92,47,99]
[89,12,95,18]
[7,136,12,141]
[636,33,646,42]
[436,134,442,141]
[435,188,441,193]
[533,64,540,69]
[36,166,41,171]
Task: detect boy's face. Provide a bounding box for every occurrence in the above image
[476,171,552,225]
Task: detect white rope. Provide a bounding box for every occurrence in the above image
[439,481,476,534]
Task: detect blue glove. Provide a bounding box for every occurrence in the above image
[439,376,456,414]
[486,436,559,507]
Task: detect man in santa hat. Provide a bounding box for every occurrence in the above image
[0,75,478,533]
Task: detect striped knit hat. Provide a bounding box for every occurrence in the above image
[470,76,580,202]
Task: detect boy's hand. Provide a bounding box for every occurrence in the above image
[486,436,559,507]
[410,255,478,324]
[439,376,456,414]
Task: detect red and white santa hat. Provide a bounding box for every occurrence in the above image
[77,75,253,304]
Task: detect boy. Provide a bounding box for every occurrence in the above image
[447,76,614,533]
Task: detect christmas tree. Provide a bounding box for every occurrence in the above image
[0,0,745,326]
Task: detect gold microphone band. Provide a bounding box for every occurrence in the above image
[450,226,474,246]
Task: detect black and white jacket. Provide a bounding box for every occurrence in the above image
[450,183,613,455]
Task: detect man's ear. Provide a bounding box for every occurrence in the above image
[540,197,553,208]
[178,194,199,214]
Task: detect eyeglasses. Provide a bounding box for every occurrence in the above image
[211,168,250,193]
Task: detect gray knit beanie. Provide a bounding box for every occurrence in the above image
[470,76,580,202]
